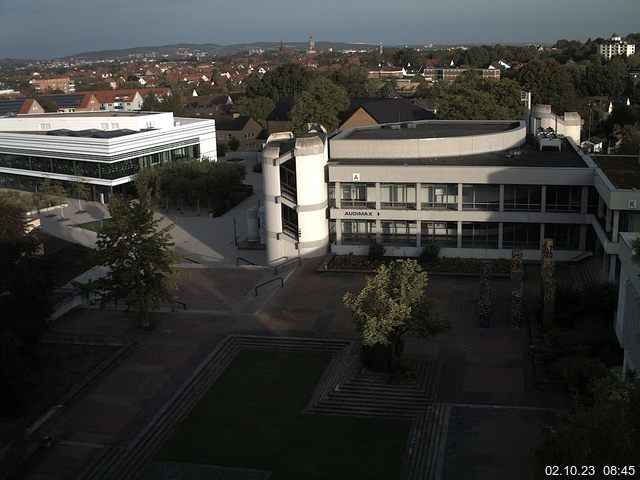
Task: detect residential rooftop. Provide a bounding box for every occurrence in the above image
[592,155,640,189]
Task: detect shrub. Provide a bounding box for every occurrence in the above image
[420,243,440,264]
[252,162,263,173]
[368,242,384,261]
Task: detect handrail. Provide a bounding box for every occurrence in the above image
[236,256,257,266]
[271,256,288,265]
[569,250,594,263]
[255,277,284,296]
[274,257,301,274]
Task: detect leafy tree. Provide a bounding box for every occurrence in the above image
[244,63,315,101]
[236,95,276,128]
[90,178,179,328]
[330,65,370,97]
[141,92,162,111]
[343,259,449,371]
[535,375,640,476]
[379,79,397,98]
[438,76,523,120]
[38,178,67,218]
[70,178,91,212]
[392,48,424,68]
[289,77,349,134]
[0,200,52,413]
[519,58,578,113]
[228,137,240,152]
[35,95,60,113]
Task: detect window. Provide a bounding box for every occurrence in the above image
[380,184,416,209]
[502,223,540,249]
[462,185,500,210]
[421,221,457,247]
[544,224,580,250]
[421,184,458,210]
[341,220,376,244]
[381,221,417,245]
[545,186,582,212]
[340,183,375,208]
[503,185,541,211]
[39,123,51,131]
[281,204,298,240]
[280,158,297,202]
[461,222,499,249]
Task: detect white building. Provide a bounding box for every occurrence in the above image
[0,111,216,201]
[598,34,636,60]
[614,233,640,375]
[261,107,640,376]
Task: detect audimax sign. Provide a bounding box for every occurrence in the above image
[344,211,381,217]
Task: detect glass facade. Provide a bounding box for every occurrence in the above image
[461,222,499,248]
[0,145,199,181]
[502,223,541,249]
[341,220,376,244]
[421,221,457,247]
[381,221,417,245]
[421,184,458,210]
[503,185,542,211]
[279,158,297,202]
[545,186,582,212]
[340,183,375,208]
[544,224,580,250]
[462,185,500,211]
[380,184,416,209]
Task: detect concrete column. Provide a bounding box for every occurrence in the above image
[612,210,620,239]
[498,222,504,250]
[579,224,587,251]
[375,182,381,210]
[457,220,463,248]
[457,183,463,211]
[539,224,545,250]
[416,182,421,211]
[580,186,589,214]
[335,181,341,209]
[598,197,603,218]
[375,219,381,243]
[416,220,422,248]
[605,207,612,232]
[609,254,617,282]
[499,185,505,212]
[540,185,546,213]
[335,218,342,244]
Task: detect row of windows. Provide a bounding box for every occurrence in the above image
[339,220,581,250]
[0,145,199,180]
[332,183,596,213]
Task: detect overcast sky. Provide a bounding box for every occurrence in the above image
[0,0,638,59]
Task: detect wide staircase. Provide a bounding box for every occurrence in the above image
[77,335,448,480]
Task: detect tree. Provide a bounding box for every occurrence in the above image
[69,177,91,212]
[518,58,578,113]
[141,92,162,111]
[0,200,52,413]
[289,77,349,134]
[535,375,640,476]
[90,177,179,328]
[228,137,240,152]
[244,63,315,101]
[38,178,68,218]
[330,65,371,97]
[236,95,276,128]
[343,259,449,371]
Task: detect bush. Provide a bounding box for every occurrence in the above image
[216,142,228,157]
[368,242,384,261]
[420,243,440,264]
[252,162,263,173]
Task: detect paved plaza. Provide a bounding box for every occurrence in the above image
[4,158,570,479]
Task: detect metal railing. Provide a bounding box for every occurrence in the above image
[236,257,257,266]
[254,277,284,296]
[275,257,301,274]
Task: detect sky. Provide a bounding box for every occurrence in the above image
[0,0,638,59]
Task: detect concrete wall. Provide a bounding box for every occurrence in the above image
[331,121,526,159]
[615,233,640,376]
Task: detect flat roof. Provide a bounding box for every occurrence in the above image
[11,111,159,118]
[330,139,588,168]
[592,155,640,189]
[341,121,520,140]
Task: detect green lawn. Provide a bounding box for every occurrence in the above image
[156,350,411,480]
[41,233,97,287]
[76,218,113,233]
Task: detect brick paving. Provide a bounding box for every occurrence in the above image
[6,261,572,480]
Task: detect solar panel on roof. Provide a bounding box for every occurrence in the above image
[0,99,26,116]
[41,94,84,109]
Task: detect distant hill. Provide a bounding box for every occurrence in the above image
[65,41,380,59]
